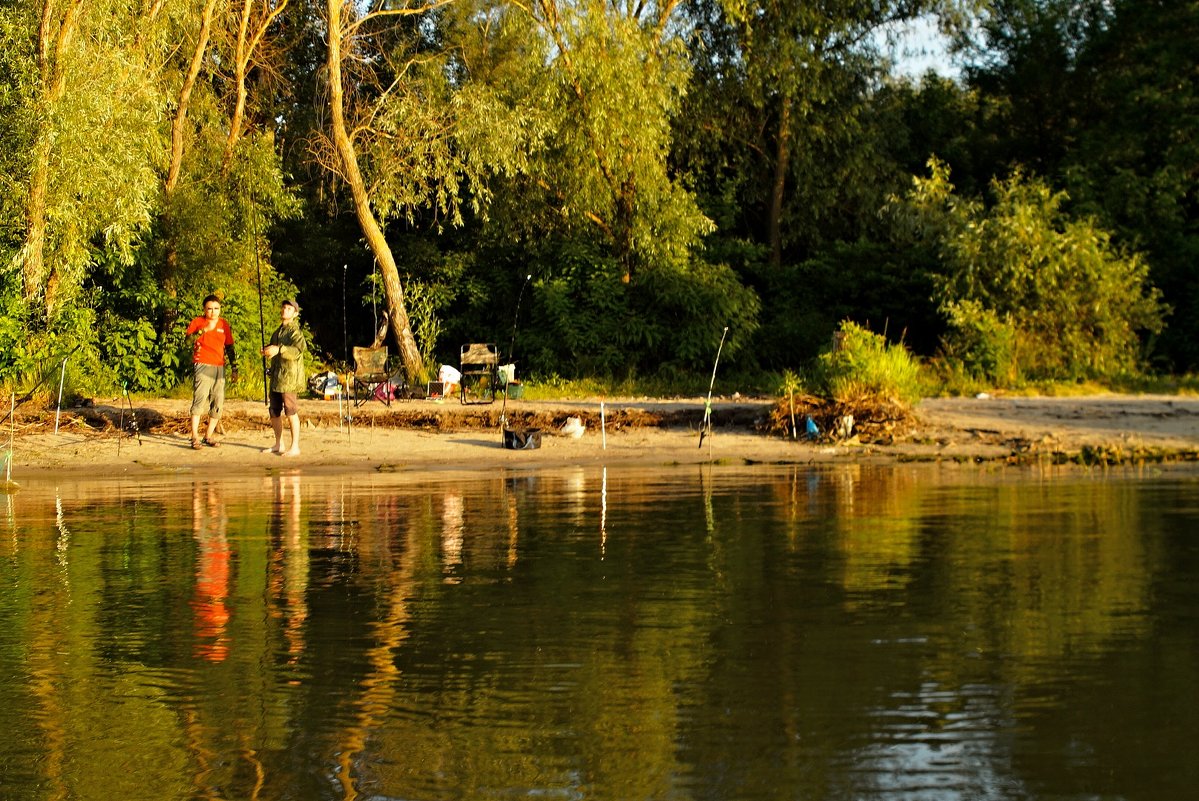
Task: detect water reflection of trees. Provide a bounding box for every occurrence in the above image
[717,466,1169,798]
[0,468,1190,799]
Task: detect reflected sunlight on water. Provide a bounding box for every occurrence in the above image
[1,465,1198,800]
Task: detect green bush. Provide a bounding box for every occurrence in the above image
[500,239,759,377]
[939,299,1018,384]
[896,159,1166,383]
[811,320,925,405]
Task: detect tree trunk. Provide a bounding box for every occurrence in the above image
[166,0,217,196]
[23,0,82,313]
[160,0,218,331]
[24,139,50,307]
[224,0,254,173]
[768,94,793,269]
[223,0,289,173]
[326,0,426,384]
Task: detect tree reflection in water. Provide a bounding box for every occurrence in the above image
[0,466,1196,800]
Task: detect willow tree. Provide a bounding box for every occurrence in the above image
[418,0,758,372]
[320,0,528,382]
[3,0,162,321]
[507,0,714,282]
[157,0,292,323]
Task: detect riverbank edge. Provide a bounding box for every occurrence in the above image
[7,394,1199,481]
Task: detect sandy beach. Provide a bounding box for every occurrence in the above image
[5,393,1199,480]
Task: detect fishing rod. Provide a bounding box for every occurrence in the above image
[507,273,532,367]
[1,341,86,427]
[698,326,729,450]
[248,183,268,408]
[499,274,532,438]
[116,381,141,456]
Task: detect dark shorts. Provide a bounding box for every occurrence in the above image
[269,391,299,418]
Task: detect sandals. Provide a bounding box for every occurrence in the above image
[191,439,204,450]
[203,437,220,448]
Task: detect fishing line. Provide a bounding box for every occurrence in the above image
[507,274,532,366]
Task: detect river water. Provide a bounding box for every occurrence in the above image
[1,464,1197,801]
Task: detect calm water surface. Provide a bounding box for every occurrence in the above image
[1,464,1197,801]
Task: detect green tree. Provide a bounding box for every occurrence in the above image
[677,0,973,268]
[954,0,1111,175]
[898,158,1166,381]
[317,0,539,383]
[509,0,712,281]
[422,0,759,374]
[0,0,297,392]
[3,0,162,321]
[950,0,1199,369]
[1063,0,1199,369]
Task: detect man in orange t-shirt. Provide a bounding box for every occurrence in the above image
[185,294,236,449]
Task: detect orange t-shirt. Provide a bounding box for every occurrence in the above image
[186,317,234,366]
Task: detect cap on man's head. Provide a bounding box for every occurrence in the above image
[281,299,299,312]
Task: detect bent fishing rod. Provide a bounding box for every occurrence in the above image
[1,341,86,427]
[698,326,729,449]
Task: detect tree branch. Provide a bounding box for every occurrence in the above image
[342,0,456,40]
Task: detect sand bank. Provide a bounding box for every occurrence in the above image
[5,394,1199,480]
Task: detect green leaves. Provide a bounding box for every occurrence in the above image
[812,320,925,405]
[900,159,1167,382]
[507,0,711,274]
[99,316,169,392]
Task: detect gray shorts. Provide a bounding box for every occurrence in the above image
[191,364,226,418]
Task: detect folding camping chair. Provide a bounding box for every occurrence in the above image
[459,343,498,405]
[351,345,393,407]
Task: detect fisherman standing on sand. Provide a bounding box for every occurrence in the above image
[185,294,236,450]
[261,299,306,457]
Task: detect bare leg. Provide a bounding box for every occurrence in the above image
[263,415,284,454]
[191,415,201,444]
[281,413,301,456]
[205,416,219,443]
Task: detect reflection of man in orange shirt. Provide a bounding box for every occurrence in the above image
[185,294,236,449]
[191,482,231,662]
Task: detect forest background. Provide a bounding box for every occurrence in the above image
[0,0,1194,400]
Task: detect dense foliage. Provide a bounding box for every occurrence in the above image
[1,0,1195,394]
[896,159,1166,382]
